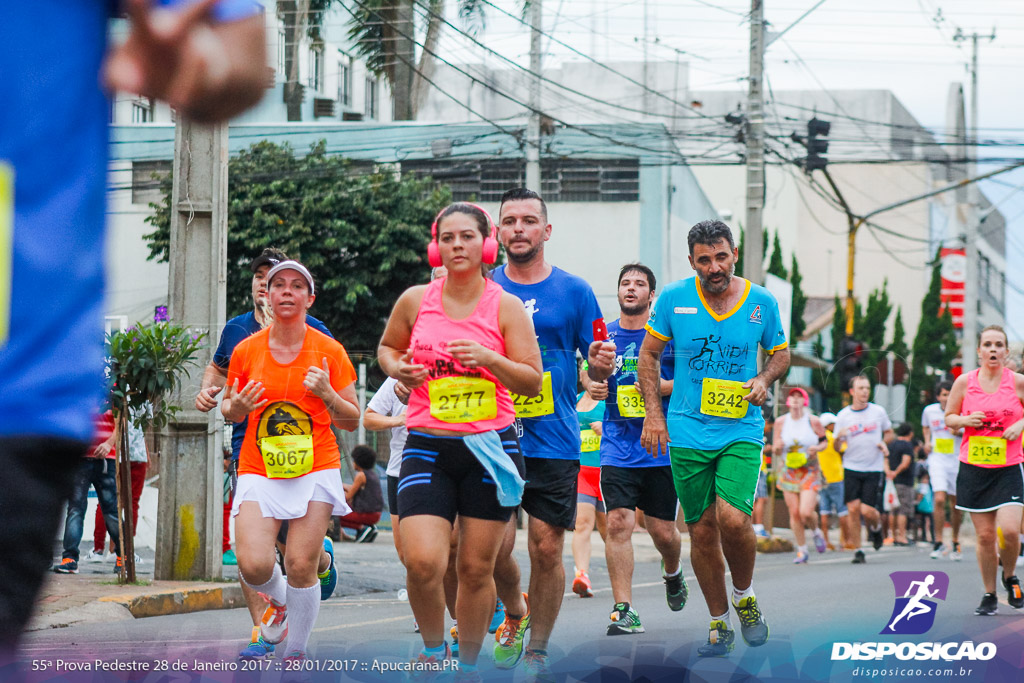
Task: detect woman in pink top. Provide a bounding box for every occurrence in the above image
[946,325,1024,616]
[378,202,542,675]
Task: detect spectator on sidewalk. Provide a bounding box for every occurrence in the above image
[90,411,149,563]
[53,410,122,574]
[885,423,916,546]
[223,447,236,565]
[914,470,935,544]
[339,445,384,543]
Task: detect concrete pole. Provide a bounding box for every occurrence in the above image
[642,0,651,118]
[157,120,228,580]
[958,30,995,371]
[744,0,765,285]
[525,0,542,191]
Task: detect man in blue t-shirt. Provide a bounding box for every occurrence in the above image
[0,0,265,654]
[490,188,615,676]
[585,263,688,636]
[639,220,790,657]
[194,247,335,659]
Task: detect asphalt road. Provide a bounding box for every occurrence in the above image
[19,532,1024,683]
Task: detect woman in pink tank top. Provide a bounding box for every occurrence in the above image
[945,325,1024,615]
[378,203,542,671]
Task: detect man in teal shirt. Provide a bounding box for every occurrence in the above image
[638,220,790,657]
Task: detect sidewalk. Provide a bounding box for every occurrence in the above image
[28,544,245,632]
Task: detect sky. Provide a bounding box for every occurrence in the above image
[415,0,1024,338]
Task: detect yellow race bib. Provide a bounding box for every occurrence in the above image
[0,163,12,347]
[511,371,555,418]
[428,376,497,424]
[260,434,314,479]
[700,378,748,419]
[785,446,808,469]
[967,436,1007,466]
[616,385,645,418]
[934,438,955,455]
[581,428,601,452]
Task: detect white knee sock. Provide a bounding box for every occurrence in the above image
[285,583,321,654]
[243,564,287,605]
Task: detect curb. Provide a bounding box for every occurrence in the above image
[98,585,246,619]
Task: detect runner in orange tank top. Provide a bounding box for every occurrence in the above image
[378,203,542,675]
[223,260,359,665]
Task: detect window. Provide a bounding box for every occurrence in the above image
[338,54,352,107]
[309,45,324,92]
[131,160,171,205]
[365,77,378,119]
[131,100,152,123]
[401,159,640,202]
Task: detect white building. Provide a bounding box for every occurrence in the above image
[418,59,1007,353]
[105,4,396,324]
[109,5,393,127]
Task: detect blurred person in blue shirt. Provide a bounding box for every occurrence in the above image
[0,0,265,656]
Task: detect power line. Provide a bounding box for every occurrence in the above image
[340,0,691,164]
[471,0,722,122]
[407,0,734,124]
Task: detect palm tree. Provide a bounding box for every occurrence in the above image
[346,0,485,120]
[279,0,488,121]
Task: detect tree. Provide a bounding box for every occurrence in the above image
[144,140,450,360]
[790,255,808,341]
[856,280,892,380]
[906,251,959,432]
[888,307,910,361]
[345,0,483,120]
[812,294,849,413]
[766,231,787,279]
[735,227,767,281]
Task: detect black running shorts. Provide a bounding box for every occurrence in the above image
[955,462,1024,513]
[600,465,679,521]
[397,426,525,524]
[521,456,580,530]
[387,474,399,517]
[843,469,885,511]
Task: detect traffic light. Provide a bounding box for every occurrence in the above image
[838,336,864,391]
[806,117,831,171]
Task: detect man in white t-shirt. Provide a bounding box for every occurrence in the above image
[835,375,895,564]
[921,379,963,561]
[363,376,409,558]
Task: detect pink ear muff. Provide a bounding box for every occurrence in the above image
[429,204,500,266]
[428,208,445,267]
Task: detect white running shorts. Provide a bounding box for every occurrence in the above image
[232,469,352,519]
[928,455,959,496]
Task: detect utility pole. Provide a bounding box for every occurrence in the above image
[955,28,995,371]
[743,0,766,285]
[525,0,542,191]
[642,0,651,118]
[157,120,228,581]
